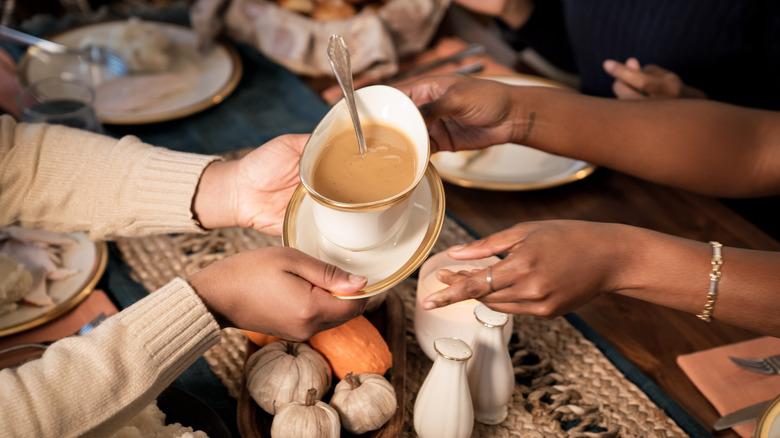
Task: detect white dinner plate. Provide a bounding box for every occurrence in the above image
[430,74,597,191]
[18,20,242,125]
[0,232,107,337]
[283,166,445,299]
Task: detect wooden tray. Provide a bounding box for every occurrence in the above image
[237,289,406,437]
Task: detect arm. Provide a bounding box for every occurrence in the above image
[422,220,780,337]
[401,74,780,198]
[0,115,307,238]
[0,246,367,437]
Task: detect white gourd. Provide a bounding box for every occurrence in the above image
[329,373,396,434]
[271,388,341,438]
[246,341,331,415]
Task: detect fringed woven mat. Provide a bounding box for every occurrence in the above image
[115,214,688,437]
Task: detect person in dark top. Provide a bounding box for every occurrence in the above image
[463,0,780,110]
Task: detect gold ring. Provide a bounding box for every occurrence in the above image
[486,265,495,291]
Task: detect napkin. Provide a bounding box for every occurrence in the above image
[189,0,450,78]
[0,289,119,369]
[677,336,780,437]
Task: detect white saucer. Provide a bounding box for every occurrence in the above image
[283,166,445,299]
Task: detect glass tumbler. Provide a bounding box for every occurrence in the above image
[17,77,103,133]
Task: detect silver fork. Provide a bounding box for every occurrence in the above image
[0,25,130,76]
[0,312,108,356]
[729,354,780,375]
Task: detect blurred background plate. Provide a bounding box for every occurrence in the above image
[0,232,107,337]
[430,74,597,191]
[18,20,242,125]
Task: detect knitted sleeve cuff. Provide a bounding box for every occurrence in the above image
[115,278,221,383]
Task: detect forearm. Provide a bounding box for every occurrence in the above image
[0,279,221,437]
[607,225,780,336]
[0,116,219,239]
[512,88,780,197]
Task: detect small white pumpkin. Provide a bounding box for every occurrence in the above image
[246,341,331,415]
[271,388,341,438]
[329,372,396,434]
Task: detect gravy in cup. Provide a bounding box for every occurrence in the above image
[311,123,417,204]
[298,85,430,252]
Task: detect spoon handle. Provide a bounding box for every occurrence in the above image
[327,35,368,155]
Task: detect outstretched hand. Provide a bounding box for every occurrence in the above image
[603,58,706,100]
[398,75,523,153]
[188,246,367,341]
[421,220,627,317]
[193,134,308,236]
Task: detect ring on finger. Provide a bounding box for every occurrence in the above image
[486,265,495,292]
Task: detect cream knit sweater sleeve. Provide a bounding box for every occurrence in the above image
[0,115,220,239]
[0,278,222,437]
[0,116,225,436]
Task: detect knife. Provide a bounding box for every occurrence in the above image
[713,399,772,431]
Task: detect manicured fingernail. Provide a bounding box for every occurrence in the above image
[348,274,366,284]
[603,60,617,72]
[449,244,467,252]
[422,300,436,310]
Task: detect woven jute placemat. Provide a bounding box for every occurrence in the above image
[115,213,688,437]
[113,146,688,437]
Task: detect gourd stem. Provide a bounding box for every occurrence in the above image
[305,388,317,406]
[286,342,295,356]
[344,372,361,390]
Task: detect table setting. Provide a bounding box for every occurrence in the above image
[2,2,780,437]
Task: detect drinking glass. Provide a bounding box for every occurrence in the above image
[17,77,103,133]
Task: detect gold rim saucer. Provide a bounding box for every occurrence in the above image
[283,165,445,299]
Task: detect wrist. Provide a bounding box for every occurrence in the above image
[192,159,238,229]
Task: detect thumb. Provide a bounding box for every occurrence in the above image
[290,252,367,295]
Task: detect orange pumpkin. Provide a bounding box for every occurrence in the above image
[242,330,282,347]
[307,316,392,380]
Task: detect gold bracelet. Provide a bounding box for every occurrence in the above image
[697,241,723,322]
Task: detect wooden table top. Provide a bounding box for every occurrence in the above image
[441,166,780,437]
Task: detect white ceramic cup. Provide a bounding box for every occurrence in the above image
[415,251,513,361]
[299,85,429,251]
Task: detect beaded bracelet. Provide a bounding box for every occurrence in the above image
[696,241,723,322]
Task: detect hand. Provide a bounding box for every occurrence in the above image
[603,58,706,100]
[0,47,21,118]
[188,246,368,341]
[399,75,524,154]
[421,220,631,316]
[452,0,533,28]
[192,134,307,236]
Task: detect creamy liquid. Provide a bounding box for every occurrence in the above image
[311,123,417,203]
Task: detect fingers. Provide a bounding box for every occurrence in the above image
[603,59,649,98]
[286,249,367,295]
[446,226,522,260]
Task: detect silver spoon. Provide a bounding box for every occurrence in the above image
[326,35,368,155]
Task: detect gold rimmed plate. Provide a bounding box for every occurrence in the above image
[0,232,108,337]
[430,74,597,191]
[283,166,445,299]
[19,20,242,125]
[754,394,780,438]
